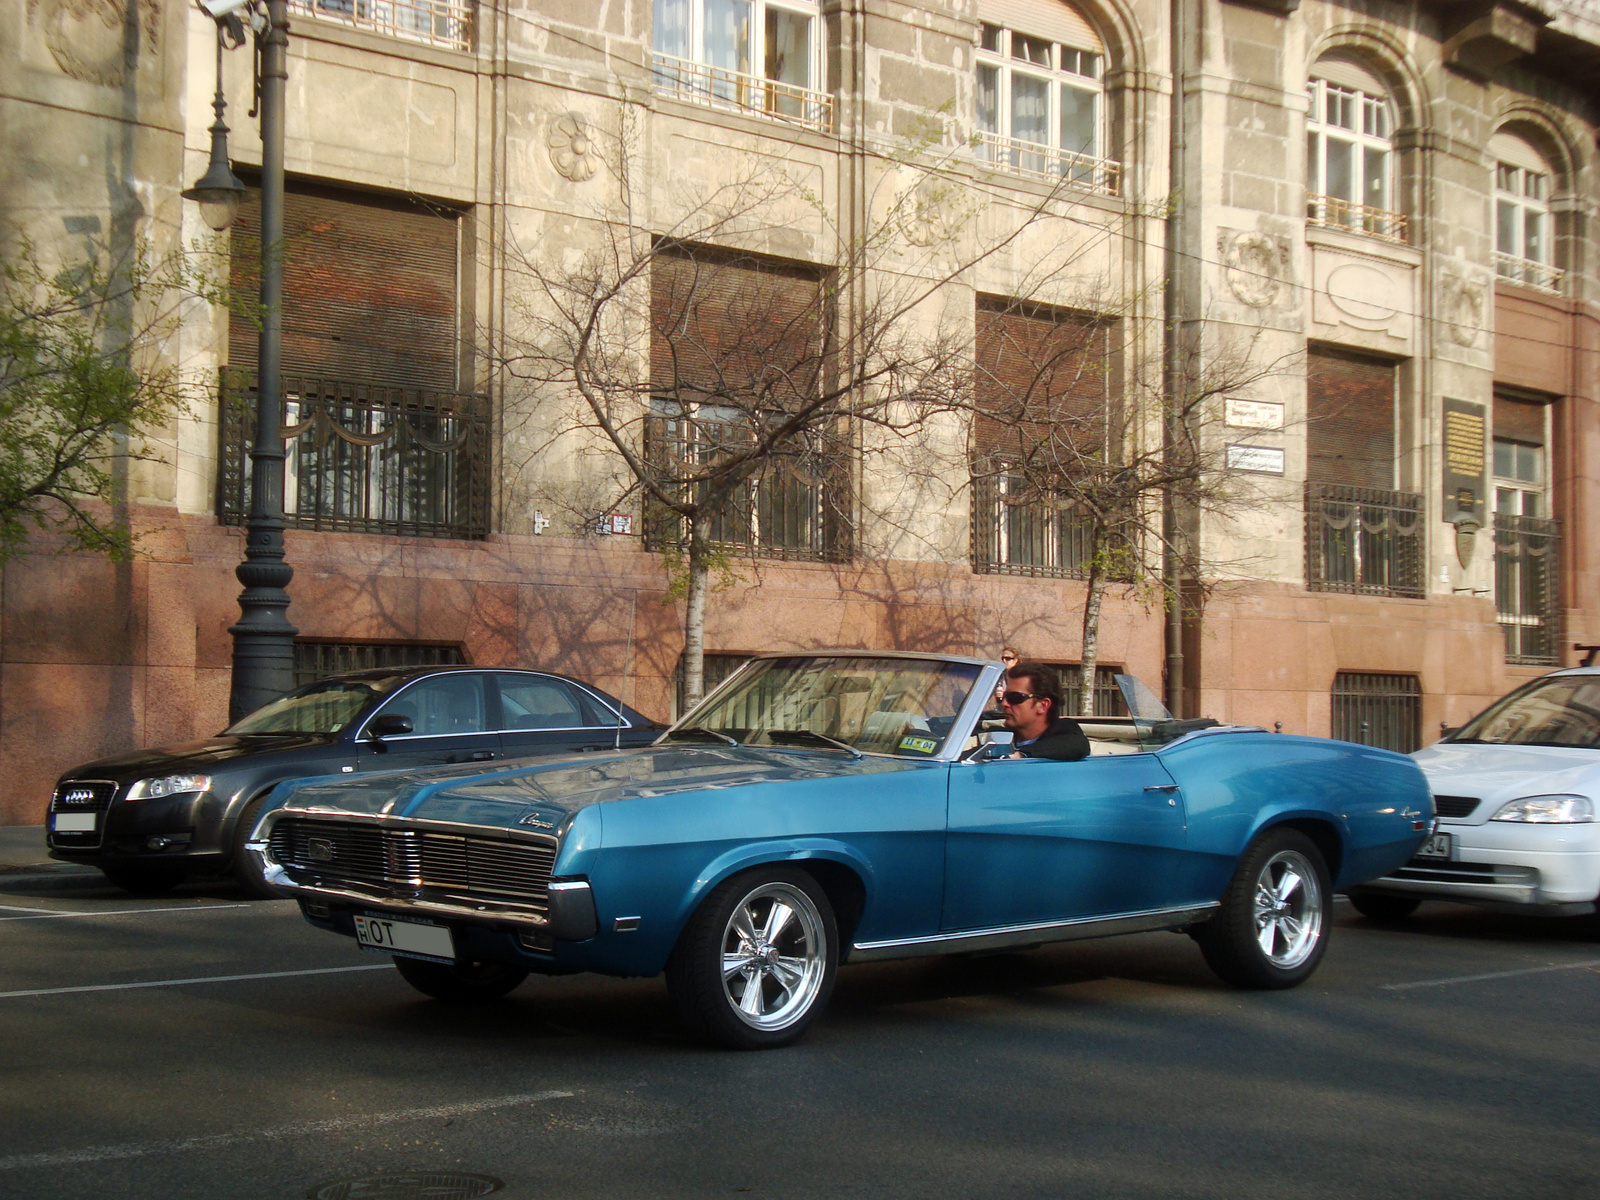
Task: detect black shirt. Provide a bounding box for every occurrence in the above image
[1014,716,1091,762]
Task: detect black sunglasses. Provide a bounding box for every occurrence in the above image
[1000,690,1040,706]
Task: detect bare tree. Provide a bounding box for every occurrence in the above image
[970,302,1298,715]
[496,112,1101,709]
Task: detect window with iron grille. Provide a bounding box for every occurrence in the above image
[1040,663,1128,717]
[1492,392,1560,664]
[1331,671,1420,753]
[971,298,1111,578]
[292,640,466,689]
[673,653,756,719]
[1304,349,1423,597]
[645,246,849,562]
[223,182,487,538]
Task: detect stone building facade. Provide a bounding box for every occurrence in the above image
[1,0,1597,823]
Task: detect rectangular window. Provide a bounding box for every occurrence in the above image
[223,183,489,539]
[290,0,471,52]
[1331,672,1421,753]
[292,640,465,689]
[1493,395,1560,664]
[651,0,828,131]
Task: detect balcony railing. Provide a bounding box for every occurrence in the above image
[1306,194,1408,244]
[219,371,491,540]
[1495,513,1561,665]
[1304,482,1425,598]
[288,0,471,52]
[975,131,1121,196]
[1494,252,1565,294]
[650,52,833,134]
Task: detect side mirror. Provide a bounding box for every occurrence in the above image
[980,731,1015,760]
[367,713,414,740]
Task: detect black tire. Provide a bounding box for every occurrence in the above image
[392,955,529,1002]
[1193,828,1332,989]
[99,863,187,896]
[666,867,839,1050]
[1346,889,1421,922]
[230,794,289,899]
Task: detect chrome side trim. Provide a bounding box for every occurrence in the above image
[848,902,1220,963]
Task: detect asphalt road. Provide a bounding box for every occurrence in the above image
[0,877,1596,1200]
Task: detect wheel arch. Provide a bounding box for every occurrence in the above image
[670,841,873,956]
[1256,815,1344,883]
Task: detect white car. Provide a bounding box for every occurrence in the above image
[1347,667,1600,922]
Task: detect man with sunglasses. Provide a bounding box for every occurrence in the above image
[1000,662,1090,762]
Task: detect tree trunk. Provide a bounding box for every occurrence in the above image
[681,514,711,713]
[1078,550,1106,718]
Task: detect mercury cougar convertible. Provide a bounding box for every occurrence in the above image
[250,652,1432,1048]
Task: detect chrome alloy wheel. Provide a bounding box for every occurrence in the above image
[1252,848,1323,969]
[720,881,828,1031]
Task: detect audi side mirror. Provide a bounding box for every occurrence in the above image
[368,714,414,739]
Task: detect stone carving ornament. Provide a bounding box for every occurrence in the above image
[1441,273,1487,348]
[1218,230,1289,308]
[27,0,160,88]
[547,114,599,183]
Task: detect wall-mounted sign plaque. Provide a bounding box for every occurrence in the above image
[1442,398,1487,522]
[1224,398,1284,429]
[1227,444,1286,474]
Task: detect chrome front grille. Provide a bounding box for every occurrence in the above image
[51,780,117,813]
[269,819,555,910]
[1433,795,1480,819]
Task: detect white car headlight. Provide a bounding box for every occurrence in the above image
[1489,795,1594,824]
[127,773,213,801]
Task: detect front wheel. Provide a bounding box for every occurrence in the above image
[230,795,288,899]
[1346,889,1421,922]
[1193,829,1331,989]
[666,867,838,1049]
[392,956,529,1002]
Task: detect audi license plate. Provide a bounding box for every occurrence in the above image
[353,914,454,962]
[1414,832,1453,861]
[50,812,96,833]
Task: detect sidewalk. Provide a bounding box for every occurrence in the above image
[0,825,103,891]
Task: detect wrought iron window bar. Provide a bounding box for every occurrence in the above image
[974,131,1121,196]
[288,0,471,51]
[1304,482,1425,598]
[650,52,834,134]
[1493,252,1565,294]
[971,468,1099,579]
[1494,513,1561,666]
[1331,671,1422,753]
[1306,193,1408,244]
[218,370,491,541]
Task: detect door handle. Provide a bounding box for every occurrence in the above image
[1144,784,1180,792]
[469,750,495,761]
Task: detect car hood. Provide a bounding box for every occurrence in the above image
[67,734,343,780]
[1412,741,1600,817]
[272,742,931,832]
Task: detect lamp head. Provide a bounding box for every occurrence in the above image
[182,159,248,232]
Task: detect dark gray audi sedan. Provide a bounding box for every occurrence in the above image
[46,666,663,896]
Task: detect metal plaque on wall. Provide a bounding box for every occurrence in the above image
[1441,398,1487,523]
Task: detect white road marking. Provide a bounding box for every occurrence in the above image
[0,962,394,1000]
[0,1090,574,1171]
[0,903,249,923]
[1382,958,1600,992]
[0,902,60,915]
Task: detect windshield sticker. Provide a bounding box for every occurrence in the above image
[898,735,939,754]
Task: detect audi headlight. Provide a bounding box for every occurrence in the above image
[126,773,213,801]
[1489,795,1594,824]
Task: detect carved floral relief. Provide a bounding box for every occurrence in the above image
[547,114,599,184]
[27,0,161,89]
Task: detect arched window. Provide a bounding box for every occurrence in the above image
[974,1,1117,193]
[1491,132,1562,292]
[1306,58,1404,242]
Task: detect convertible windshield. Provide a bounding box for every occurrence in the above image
[673,656,983,757]
[1453,675,1600,748]
[225,676,403,736]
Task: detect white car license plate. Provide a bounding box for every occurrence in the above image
[51,812,96,833]
[353,914,454,962]
[1414,832,1453,860]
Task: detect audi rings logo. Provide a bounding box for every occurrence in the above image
[62,788,96,806]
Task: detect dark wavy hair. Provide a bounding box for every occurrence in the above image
[1006,661,1063,721]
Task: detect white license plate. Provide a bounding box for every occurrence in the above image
[353,914,454,961]
[51,812,97,833]
[1415,832,1453,860]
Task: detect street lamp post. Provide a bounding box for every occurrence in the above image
[183,0,297,722]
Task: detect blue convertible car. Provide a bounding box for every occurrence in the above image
[250,652,1432,1048]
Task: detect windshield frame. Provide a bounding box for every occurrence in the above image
[1448,670,1600,749]
[222,673,410,737]
[664,652,1001,762]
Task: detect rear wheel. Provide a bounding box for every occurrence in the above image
[1346,889,1421,922]
[392,956,529,1002]
[1193,829,1331,989]
[666,867,838,1050]
[99,863,187,896]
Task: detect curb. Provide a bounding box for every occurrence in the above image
[0,867,109,894]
